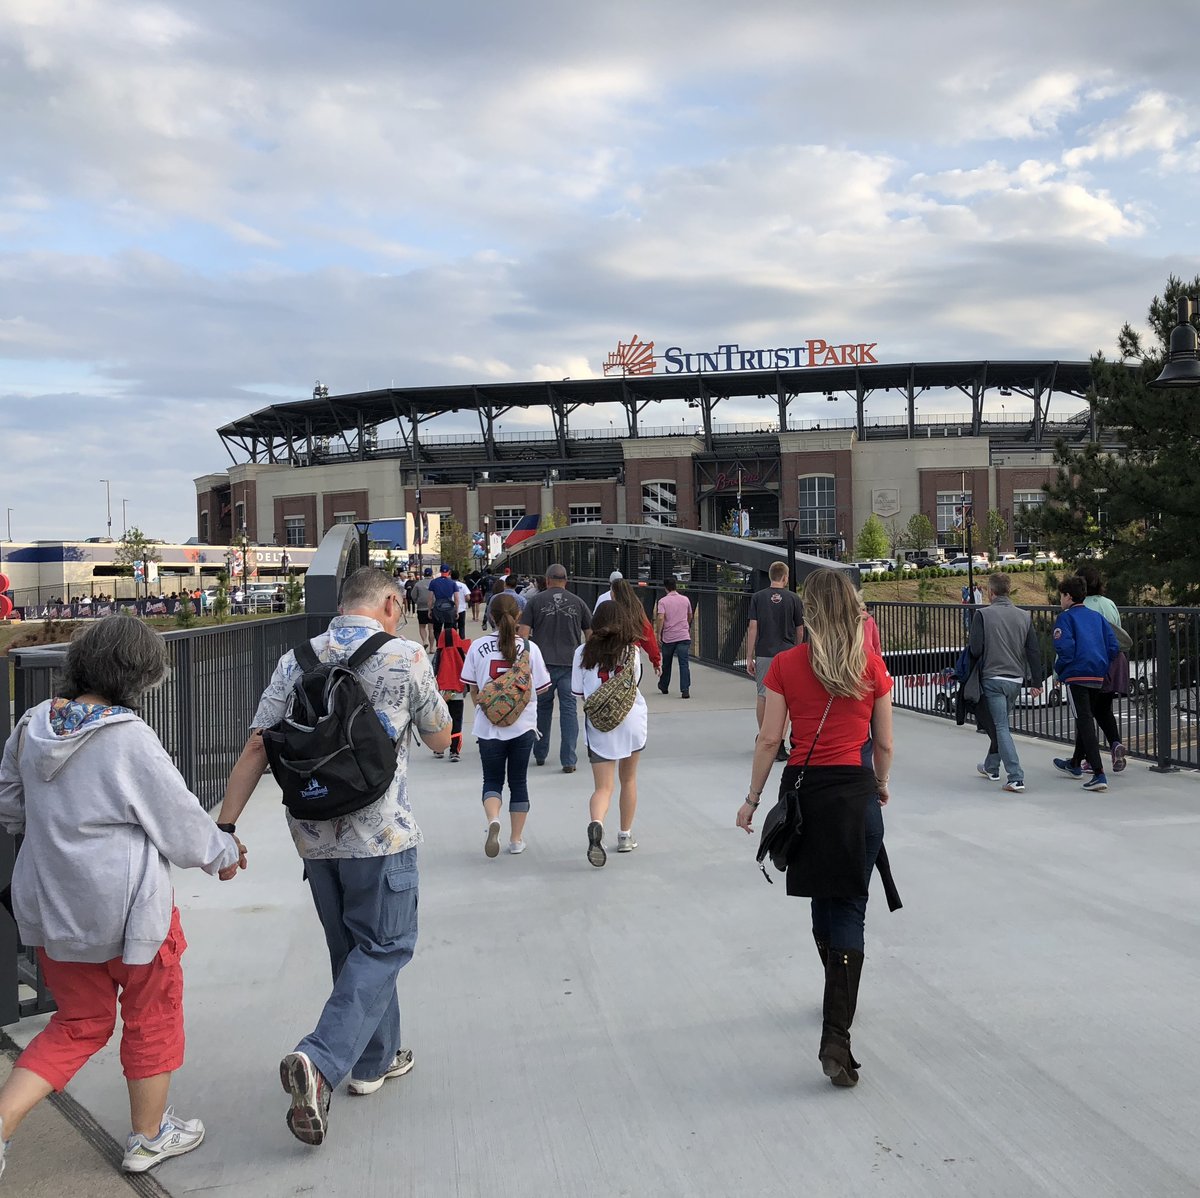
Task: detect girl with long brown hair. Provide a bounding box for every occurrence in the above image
[572,599,648,867]
[735,567,899,1089]
[460,593,551,857]
[608,578,662,676]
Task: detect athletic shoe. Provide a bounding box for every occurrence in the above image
[1111,743,1128,773]
[1001,781,1025,793]
[485,820,501,858]
[1053,758,1083,778]
[1082,773,1109,792]
[562,765,577,774]
[617,832,638,852]
[681,691,690,699]
[122,1108,205,1172]
[0,1115,5,1180]
[587,820,606,868]
[977,763,999,781]
[433,751,444,759]
[280,1052,331,1146]
[534,758,546,766]
[657,683,669,695]
[348,1049,414,1096]
[1081,761,1094,772]
[507,840,526,854]
[449,752,460,763]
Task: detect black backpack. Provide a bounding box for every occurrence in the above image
[262,632,399,820]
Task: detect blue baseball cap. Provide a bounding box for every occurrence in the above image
[423,567,432,576]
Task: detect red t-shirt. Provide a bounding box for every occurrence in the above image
[764,644,892,766]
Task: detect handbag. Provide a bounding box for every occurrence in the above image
[476,645,533,727]
[1102,650,1130,697]
[755,696,834,883]
[583,645,639,733]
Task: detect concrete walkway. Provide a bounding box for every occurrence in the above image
[9,663,1200,1196]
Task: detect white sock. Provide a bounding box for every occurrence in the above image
[618,829,632,838]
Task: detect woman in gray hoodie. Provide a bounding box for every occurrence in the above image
[0,617,245,1179]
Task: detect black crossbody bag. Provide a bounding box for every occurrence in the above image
[755,695,834,883]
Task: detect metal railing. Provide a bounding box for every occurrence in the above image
[869,601,1200,772]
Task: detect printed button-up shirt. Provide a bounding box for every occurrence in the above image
[252,615,450,860]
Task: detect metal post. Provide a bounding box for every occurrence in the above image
[1150,609,1180,772]
[783,517,798,593]
[101,479,111,539]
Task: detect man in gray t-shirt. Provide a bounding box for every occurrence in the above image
[745,563,804,752]
[518,564,592,772]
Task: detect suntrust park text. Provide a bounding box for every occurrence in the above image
[661,340,878,373]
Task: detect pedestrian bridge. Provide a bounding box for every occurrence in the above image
[6,662,1199,1196]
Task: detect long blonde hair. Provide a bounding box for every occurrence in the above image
[801,568,869,699]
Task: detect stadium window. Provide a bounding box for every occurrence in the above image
[569,503,603,525]
[642,481,677,527]
[494,506,525,535]
[936,490,971,545]
[797,475,835,536]
[333,512,357,524]
[199,510,209,542]
[284,515,306,546]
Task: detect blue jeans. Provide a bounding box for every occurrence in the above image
[535,665,578,767]
[478,730,535,811]
[982,677,1023,784]
[660,640,691,694]
[810,799,884,953]
[296,849,419,1087]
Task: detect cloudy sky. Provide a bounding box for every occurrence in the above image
[3,1,1198,541]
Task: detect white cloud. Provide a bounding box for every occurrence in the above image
[1064,91,1190,168]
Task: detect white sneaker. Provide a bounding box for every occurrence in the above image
[617,832,638,852]
[122,1108,205,1173]
[507,840,526,854]
[1,1115,6,1180]
[485,820,501,858]
[348,1049,415,1096]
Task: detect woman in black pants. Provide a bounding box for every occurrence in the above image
[736,569,901,1088]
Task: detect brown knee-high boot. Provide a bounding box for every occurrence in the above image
[818,948,864,1088]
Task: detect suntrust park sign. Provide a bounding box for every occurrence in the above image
[603,333,878,377]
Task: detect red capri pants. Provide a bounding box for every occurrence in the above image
[17,909,188,1091]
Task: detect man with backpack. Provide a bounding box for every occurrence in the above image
[216,568,450,1147]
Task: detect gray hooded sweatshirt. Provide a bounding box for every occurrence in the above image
[0,700,240,965]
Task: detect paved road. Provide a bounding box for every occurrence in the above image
[10,663,1200,1196]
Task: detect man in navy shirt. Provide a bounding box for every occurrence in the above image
[428,565,460,640]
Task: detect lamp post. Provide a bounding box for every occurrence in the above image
[1093,487,1108,547]
[1150,296,1200,388]
[121,498,128,537]
[483,514,490,567]
[100,479,112,540]
[783,516,799,593]
[0,507,9,572]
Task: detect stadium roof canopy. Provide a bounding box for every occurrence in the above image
[217,360,1102,465]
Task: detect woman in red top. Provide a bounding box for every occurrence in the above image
[736,568,898,1089]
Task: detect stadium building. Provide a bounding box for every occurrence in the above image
[194,356,1114,560]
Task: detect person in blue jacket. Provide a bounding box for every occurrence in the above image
[1051,575,1120,791]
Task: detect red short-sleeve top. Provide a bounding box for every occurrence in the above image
[764,644,892,766]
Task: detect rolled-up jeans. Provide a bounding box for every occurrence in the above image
[982,677,1024,784]
[535,665,579,767]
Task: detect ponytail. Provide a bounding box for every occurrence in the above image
[490,592,521,663]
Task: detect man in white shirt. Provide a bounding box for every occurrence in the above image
[593,570,623,611]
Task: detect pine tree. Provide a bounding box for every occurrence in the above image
[1036,273,1200,602]
[855,514,889,559]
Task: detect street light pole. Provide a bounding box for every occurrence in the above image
[121,499,128,536]
[100,479,112,540]
[783,517,799,593]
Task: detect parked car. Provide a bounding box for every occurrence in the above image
[854,559,892,576]
[946,555,990,573]
[994,553,1021,564]
[1015,674,1065,708]
[908,553,944,569]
